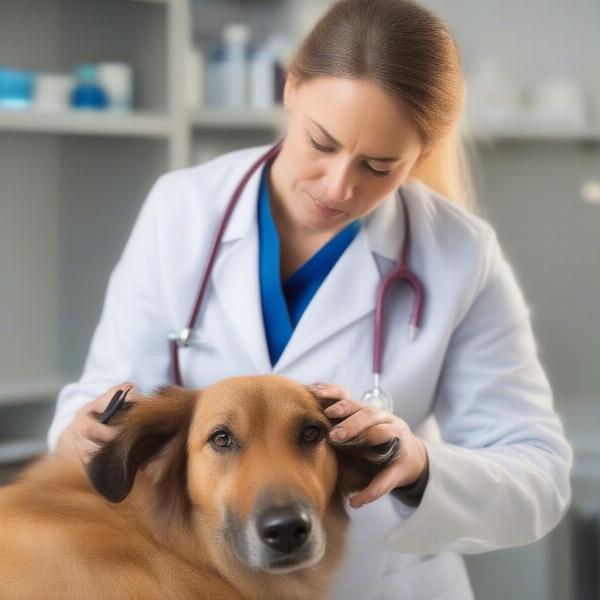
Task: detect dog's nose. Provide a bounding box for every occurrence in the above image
[257,505,312,554]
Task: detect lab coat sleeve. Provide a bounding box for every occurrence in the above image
[46,173,176,452]
[386,227,573,554]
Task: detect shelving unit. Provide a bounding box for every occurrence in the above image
[0,0,191,463]
[0,0,288,465]
[2,0,599,469]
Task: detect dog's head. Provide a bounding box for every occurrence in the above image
[86,375,398,578]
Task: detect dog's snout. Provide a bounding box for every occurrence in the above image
[258,505,312,554]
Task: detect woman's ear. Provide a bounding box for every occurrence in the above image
[312,393,400,497]
[86,386,197,508]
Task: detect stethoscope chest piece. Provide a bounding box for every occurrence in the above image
[361,374,394,413]
[168,327,206,348]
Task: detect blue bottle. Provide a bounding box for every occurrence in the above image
[70,64,108,110]
[0,68,34,109]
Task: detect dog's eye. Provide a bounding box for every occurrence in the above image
[302,425,323,443]
[211,430,232,448]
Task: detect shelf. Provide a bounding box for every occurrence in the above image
[0,439,47,465]
[190,107,286,131]
[465,119,600,143]
[0,381,64,407]
[0,109,172,139]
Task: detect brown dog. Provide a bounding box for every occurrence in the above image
[0,375,400,600]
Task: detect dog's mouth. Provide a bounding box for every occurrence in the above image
[263,547,324,574]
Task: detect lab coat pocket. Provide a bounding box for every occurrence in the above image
[374,552,473,600]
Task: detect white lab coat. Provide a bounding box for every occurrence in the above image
[47,144,573,600]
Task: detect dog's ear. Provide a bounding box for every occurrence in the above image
[313,393,400,498]
[86,386,197,510]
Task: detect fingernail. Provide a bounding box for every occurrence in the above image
[324,404,342,416]
[309,383,324,391]
[329,427,346,441]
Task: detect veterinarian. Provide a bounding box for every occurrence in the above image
[47,0,573,598]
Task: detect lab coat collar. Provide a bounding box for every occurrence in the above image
[220,145,273,243]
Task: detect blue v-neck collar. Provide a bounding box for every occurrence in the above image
[257,164,361,366]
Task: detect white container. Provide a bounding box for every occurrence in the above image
[186,45,204,111]
[96,62,133,112]
[33,73,75,112]
[222,23,250,109]
[249,45,275,109]
[205,45,226,108]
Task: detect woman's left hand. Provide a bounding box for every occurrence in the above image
[311,382,429,509]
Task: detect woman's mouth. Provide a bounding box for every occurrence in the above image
[309,193,345,217]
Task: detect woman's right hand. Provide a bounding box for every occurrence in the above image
[54,382,141,466]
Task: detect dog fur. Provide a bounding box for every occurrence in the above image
[0,375,400,600]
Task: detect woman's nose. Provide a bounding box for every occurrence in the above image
[323,159,356,205]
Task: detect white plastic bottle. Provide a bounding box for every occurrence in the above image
[186,45,204,111]
[222,23,250,110]
[249,45,275,109]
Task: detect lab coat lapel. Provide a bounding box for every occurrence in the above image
[274,228,381,372]
[211,147,273,374]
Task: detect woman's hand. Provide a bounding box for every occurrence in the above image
[54,382,141,466]
[311,382,429,509]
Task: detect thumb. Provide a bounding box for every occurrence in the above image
[349,465,399,508]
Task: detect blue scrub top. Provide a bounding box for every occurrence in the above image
[258,162,361,366]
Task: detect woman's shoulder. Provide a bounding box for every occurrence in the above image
[400,180,502,310]
[133,144,269,238]
[402,179,495,249]
[161,144,270,190]
[145,145,271,216]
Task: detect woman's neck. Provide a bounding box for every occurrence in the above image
[268,150,338,281]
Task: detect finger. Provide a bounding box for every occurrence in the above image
[309,383,353,403]
[309,384,365,420]
[82,418,118,444]
[322,398,362,418]
[361,422,405,447]
[329,406,395,442]
[349,464,402,508]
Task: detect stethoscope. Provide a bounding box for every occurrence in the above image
[168,139,425,412]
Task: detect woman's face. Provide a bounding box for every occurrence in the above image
[272,76,426,234]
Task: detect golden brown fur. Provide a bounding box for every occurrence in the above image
[0,375,399,599]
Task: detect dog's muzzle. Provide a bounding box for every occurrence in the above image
[225,499,326,573]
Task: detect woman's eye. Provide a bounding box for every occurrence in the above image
[210,430,232,448]
[308,135,390,177]
[302,425,323,443]
[308,135,334,153]
[365,164,391,177]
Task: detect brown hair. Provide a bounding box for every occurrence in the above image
[287,0,475,209]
